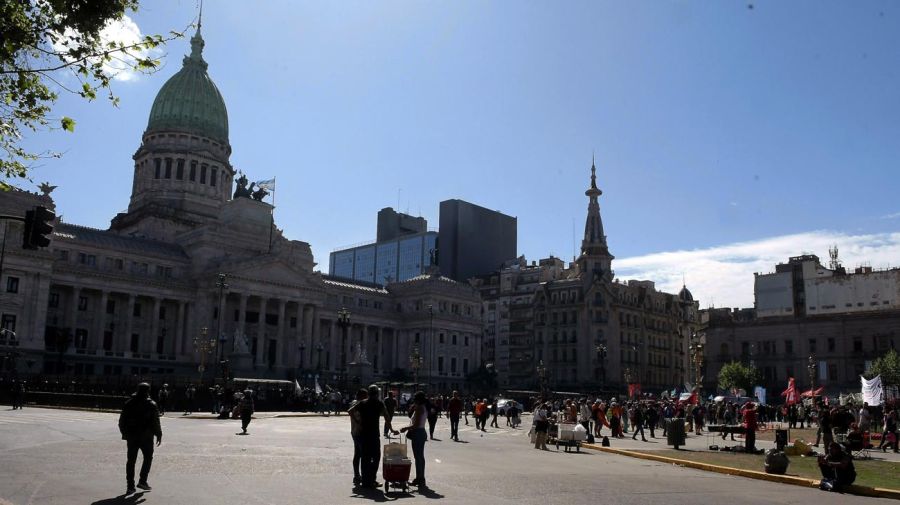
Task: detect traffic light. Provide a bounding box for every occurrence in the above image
[22,205,55,249]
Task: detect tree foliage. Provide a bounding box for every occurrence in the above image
[867,349,900,387]
[717,361,761,393]
[1,0,186,189]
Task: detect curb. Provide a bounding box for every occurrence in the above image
[581,443,900,501]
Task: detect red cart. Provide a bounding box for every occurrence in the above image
[383,434,412,494]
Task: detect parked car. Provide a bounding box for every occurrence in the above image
[497,399,524,416]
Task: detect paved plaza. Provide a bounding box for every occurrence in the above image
[0,407,895,505]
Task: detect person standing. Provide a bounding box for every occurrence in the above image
[857,403,871,433]
[427,396,440,439]
[532,402,550,450]
[238,389,254,435]
[878,408,898,453]
[383,391,397,438]
[11,381,25,410]
[349,388,368,486]
[816,404,834,448]
[741,402,758,453]
[399,391,429,488]
[474,399,486,431]
[646,403,659,439]
[448,391,463,441]
[183,384,196,415]
[157,384,169,416]
[118,383,162,495]
[348,385,398,488]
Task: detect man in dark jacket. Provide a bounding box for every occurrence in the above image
[118,383,162,495]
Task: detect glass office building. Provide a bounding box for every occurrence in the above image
[329,231,438,285]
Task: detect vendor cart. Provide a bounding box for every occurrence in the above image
[553,421,586,452]
[383,434,412,494]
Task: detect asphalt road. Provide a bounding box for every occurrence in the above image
[0,407,892,505]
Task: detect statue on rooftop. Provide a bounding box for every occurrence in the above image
[233,174,252,199]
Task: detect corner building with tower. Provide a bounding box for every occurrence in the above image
[0,27,482,391]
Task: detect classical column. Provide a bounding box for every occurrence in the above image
[175,301,186,356]
[237,293,247,347]
[329,319,338,372]
[361,325,369,361]
[276,299,286,367]
[392,329,400,371]
[124,294,135,354]
[311,307,321,370]
[293,303,303,368]
[256,297,267,364]
[376,326,383,372]
[150,297,161,355]
[69,286,81,342]
[94,290,108,351]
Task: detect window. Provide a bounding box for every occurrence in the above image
[211,167,217,186]
[176,159,185,180]
[784,340,793,354]
[827,338,835,352]
[106,299,115,315]
[78,296,88,311]
[156,335,165,354]
[809,338,817,353]
[74,328,88,348]
[57,249,69,261]
[130,333,139,353]
[1,314,15,333]
[103,331,113,351]
[190,160,197,181]
[414,332,420,344]
[451,357,457,373]
[463,358,469,374]
[853,338,863,353]
[159,306,167,320]
[265,313,279,325]
[78,253,96,266]
[6,276,19,293]
[200,164,207,184]
[439,333,445,344]
[828,363,838,381]
[49,292,59,308]
[452,334,457,345]
[154,158,161,178]
[464,336,469,347]
[290,317,297,329]
[438,356,444,373]
[164,158,172,178]
[133,303,142,317]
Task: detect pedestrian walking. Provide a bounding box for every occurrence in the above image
[632,404,647,441]
[11,381,25,410]
[118,383,162,495]
[448,391,463,441]
[878,408,898,453]
[478,398,490,431]
[400,391,429,488]
[490,400,500,428]
[646,403,659,439]
[349,388,368,486]
[238,389,254,434]
[383,391,397,438]
[427,396,440,439]
[347,385,398,488]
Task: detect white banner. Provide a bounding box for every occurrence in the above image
[861,375,883,406]
[754,386,767,406]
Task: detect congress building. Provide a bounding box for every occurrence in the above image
[0,26,482,392]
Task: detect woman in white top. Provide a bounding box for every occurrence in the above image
[400,391,429,487]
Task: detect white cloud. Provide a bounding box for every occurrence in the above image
[881,212,900,220]
[614,231,900,309]
[52,15,157,83]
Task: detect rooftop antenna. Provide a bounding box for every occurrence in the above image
[828,244,841,270]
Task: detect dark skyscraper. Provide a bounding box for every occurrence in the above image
[438,199,517,282]
[376,207,428,242]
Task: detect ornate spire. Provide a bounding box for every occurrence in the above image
[185,5,208,69]
[581,157,610,257]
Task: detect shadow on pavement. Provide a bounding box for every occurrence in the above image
[90,492,146,504]
[416,487,444,499]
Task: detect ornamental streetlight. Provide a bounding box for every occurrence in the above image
[410,345,423,389]
[337,307,351,391]
[690,340,705,394]
[193,327,216,385]
[595,343,607,390]
[315,342,324,371]
[624,367,634,399]
[808,355,817,393]
[427,304,434,391]
[536,359,548,400]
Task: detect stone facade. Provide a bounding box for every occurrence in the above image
[0,27,481,390]
[474,162,700,393]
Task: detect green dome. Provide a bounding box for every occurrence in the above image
[146,28,228,143]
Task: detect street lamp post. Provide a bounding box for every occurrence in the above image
[624,367,634,399]
[193,327,216,385]
[337,307,351,392]
[0,328,19,378]
[595,343,607,392]
[410,346,423,390]
[213,273,228,383]
[690,340,704,396]
[315,342,324,371]
[298,342,307,384]
[536,359,547,400]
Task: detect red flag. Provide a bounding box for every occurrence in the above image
[781,377,798,405]
[628,383,642,399]
[688,391,698,405]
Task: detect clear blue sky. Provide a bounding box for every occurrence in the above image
[21,1,900,303]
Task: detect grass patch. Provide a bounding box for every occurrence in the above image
[636,449,900,490]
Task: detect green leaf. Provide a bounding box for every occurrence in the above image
[61,117,76,132]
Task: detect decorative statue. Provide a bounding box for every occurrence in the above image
[233,329,250,354]
[251,185,269,202]
[39,182,57,196]
[429,247,438,266]
[233,174,252,199]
